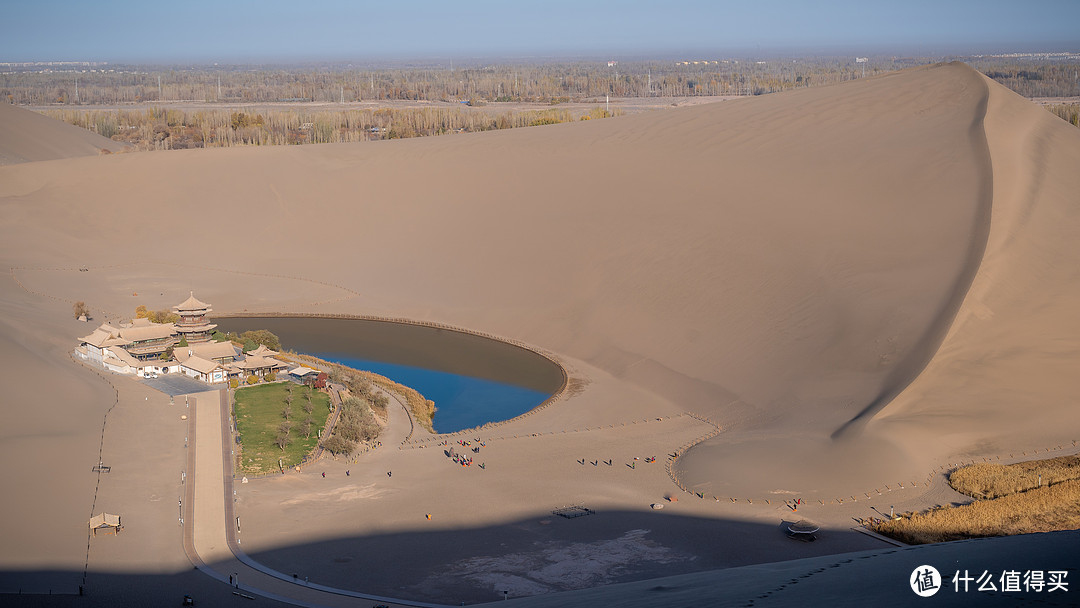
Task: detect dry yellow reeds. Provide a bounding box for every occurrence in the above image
[873,479,1080,545]
[949,455,1080,499]
[42,105,614,151]
[1047,103,1080,127]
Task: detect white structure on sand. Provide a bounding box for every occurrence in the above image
[75,292,290,384]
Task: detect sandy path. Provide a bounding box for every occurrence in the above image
[380,387,421,446]
[184,389,445,607]
[192,392,229,564]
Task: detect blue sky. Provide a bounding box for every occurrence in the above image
[2,0,1078,63]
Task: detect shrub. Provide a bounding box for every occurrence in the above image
[246,374,259,385]
[275,432,291,451]
[230,112,250,130]
[321,435,354,456]
[73,301,89,319]
[240,329,281,351]
[372,393,390,416]
[229,378,240,389]
[337,395,380,443]
[145,309,179,324]
[265,371,276,382]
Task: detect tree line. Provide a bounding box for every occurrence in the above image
[5,57,1077,108]
[2,56,921,107]
[13,56,1079,150]
[971,58,1080,98]
[42,105,616,150]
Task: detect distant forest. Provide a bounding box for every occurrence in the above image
[3,55,1077,150]
[4,57,894,105]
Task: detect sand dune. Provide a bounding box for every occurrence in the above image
[2,61,1080,602]
[0,102,127,165]
[865,72,1080,466]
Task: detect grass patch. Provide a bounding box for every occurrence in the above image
[234,383,331,474]
[872,455,1080,544]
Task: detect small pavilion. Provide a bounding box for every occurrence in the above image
[89,512,122,535]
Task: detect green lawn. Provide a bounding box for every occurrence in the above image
[234,383,332,474]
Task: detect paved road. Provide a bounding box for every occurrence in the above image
[143,373,220,397]
[183,389,444,608]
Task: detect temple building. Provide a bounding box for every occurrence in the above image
[79,317,176,368]
[174,340,242,384]
[119,318,178,360]
[172,292,217,343]
[75,292,292,385]
[232,344,290,378]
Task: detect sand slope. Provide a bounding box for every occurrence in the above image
[0,102,127,165]
[3,61,1080,599]
[1,63,996,449]
[678,67,1080,495]
[865,73,1080,463]
[3,64,1077,492]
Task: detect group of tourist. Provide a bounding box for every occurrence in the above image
[444,438,486,469]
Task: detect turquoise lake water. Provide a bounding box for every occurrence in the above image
[319,355,551,434]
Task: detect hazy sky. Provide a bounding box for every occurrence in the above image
[2,0,1078,63]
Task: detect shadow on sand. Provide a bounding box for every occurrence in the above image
[235,511,881,604]
[2,525,1078,607]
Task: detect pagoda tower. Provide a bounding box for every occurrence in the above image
[172,292,217,343]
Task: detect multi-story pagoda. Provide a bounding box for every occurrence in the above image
[172,292,217,343]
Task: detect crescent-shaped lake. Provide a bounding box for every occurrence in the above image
[216,317,565,433]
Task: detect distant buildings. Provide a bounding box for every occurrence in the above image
[76,292,289,384]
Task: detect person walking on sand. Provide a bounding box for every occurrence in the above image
[322,472,325,478]
[387,471,392,478]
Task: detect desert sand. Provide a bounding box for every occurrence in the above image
[2,61,1079,605]
[0,102,127,165]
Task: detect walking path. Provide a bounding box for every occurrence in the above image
[182,389,446,608]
